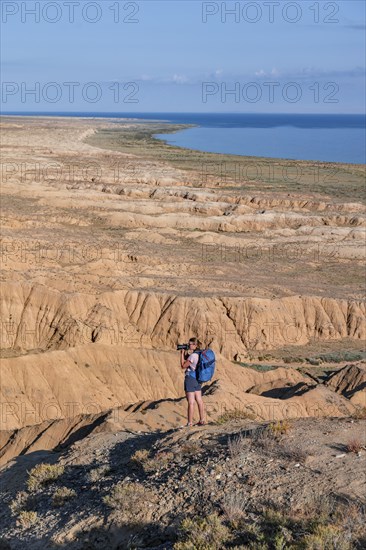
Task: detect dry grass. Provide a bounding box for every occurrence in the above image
[280,442,309,464]
[87,465,111,483]
[16,510,38,529]
[346,438,363,454]
[287,494,366,546]
[268,420,292,436]
[250,425,278,454]
[228,432,249,459]
[245,495,366,550]
[103,481,154,521]
[9,492,29,516]
[130,448,150,466]
[27,463,65,492]
[180,442,201,456]
[143,450,175,473]
[216,408,257,425]
[302,524,352,550]
[131,448,175,472]
[174,512,230,550]
[220,491,248,529]
[289,493,336,523]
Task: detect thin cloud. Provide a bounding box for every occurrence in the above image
[253,67,364,80]
[255,68,280,78]
[105,66,364,88]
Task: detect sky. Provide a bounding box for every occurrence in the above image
[1,0,365,113]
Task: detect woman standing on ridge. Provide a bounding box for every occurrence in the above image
[180,337,206,427]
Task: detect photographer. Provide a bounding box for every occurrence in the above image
[179,337,206,427]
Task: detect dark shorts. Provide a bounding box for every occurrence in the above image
[184,375,202,393]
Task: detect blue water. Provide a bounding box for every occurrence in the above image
[156,126,366,164]
[152,113,366,164]
[3,112,365,164]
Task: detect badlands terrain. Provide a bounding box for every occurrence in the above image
[0,115,365,548]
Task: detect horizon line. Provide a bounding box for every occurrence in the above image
[1,111,365,117]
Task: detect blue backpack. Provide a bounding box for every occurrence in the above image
[196,349,216,383]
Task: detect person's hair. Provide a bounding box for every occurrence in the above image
[189,337,202,348]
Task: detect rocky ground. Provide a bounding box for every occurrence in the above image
[0,416,365,549]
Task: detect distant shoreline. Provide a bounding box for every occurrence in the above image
[2,112,364,165]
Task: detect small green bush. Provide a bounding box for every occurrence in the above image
[131,448,175,473]
[302,524,352,550]
[16,510,38,529]
[143,450,175,472]
[9,492,28,516]
[27,463,65,492]
[236,360,277,372]
[103,481,154,520]
[268,420,291,436]
[174,512,230,550]
[87,465,111,483]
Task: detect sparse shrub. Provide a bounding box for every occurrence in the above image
[280,442,309,464]
[52,487,77,507]
[346,438,362,454]
[289,493,335,524]
[9,492,28,516]
[27,463,65,492]
[180,442,201,456]
[216,408,256,424]
[258,355,273,361]
[333,500,366,542]
[103,481,154,520]
[228,432,248,459]
[273,529,292,550]
[306,357,322,365]
[174,512,230,550]
[302,524,351,550]
[87,465,111,483]
[250,426,278,454]
[132,448,174,472]
[228,496,366,550]
[16,510,38,529]
[130,448,150,466]
[268,420,291,437]
[221,491,248,528]
[141,450,175,473]
[318,351,364,364]
[282,494,365,547]
[238,362,277,372]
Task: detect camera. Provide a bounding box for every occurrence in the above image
[176,343,189,351]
